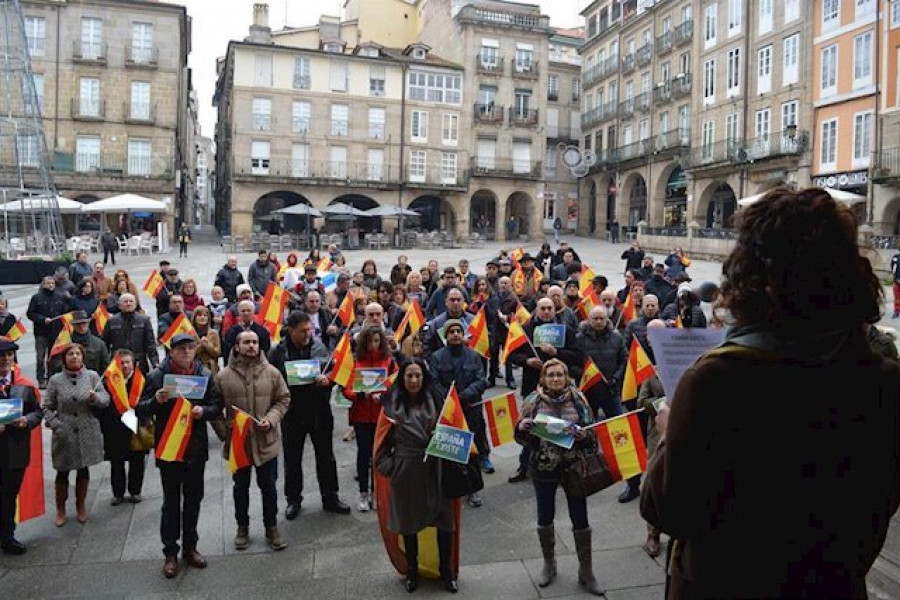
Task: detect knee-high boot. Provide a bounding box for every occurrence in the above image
[536,525,557,587]
[437,529,458,593]
[75,478,89,524]
[573,527,604,596]
[54,482,68,527]
[403,534,418,593]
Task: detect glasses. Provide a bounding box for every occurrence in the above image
[545,372,566,378]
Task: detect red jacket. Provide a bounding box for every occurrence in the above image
[343,353,396,425]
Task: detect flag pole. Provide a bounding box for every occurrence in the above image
[581,407,645,430]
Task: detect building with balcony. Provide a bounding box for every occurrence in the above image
[18,0,191,234]
[870,1,900,237]
[195,135,214,226]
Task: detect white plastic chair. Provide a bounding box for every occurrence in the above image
[139,236,153,254]
[117,236,128,253]
[127,236,141,255]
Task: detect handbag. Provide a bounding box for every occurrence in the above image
[440,457,484,499]
[561,436,615,498]
[129,423,155,452]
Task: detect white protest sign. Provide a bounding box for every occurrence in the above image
[646,328,726,399]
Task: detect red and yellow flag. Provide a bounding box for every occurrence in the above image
[394,298,425,344]
[515,302,531,324]
[439,383,468,430]
[104,354,130,415]
[579,264,596,294]
[336,292,356,328]
[466,307,490,358]
[595,412,647,481]
[227,407,254,473]
[500,319,528,364]
[156,396,194,462]
[509,247,524,270]
[129,368,145,409]
[484,392,519,447]
[258,281,287,329]
[577,288,601,321]
[142,269,165,298]
[622,338,655,401]
[59,311,75,333]
[14,427,44,524]
[93,303,109,334]
[159,313,197,348]
[329,332,355,388]
[621,291,637,325]
[50,327,71,357]
[7,319,27,341]
[675,315,684,329]
[580,357,605,392]
[318,256,333,272]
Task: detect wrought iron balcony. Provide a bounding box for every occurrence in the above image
[635,91,651,113]
[123,102,156,124]
[673,20,693,47]
[512,61,539,79]
[656,31,672,55]
[404,166,468,188]
[689,139,743,169]
[470,157,542,179]
[474,103,504,125]
[655,128,691,152]
[508,107,539,127]
[70,98,105,121]
[670,74,692,98]
[72,41,107,64]
[619,97,635,117]
[457,5,551,31]
[476,55,504,76]
[583,100,618,129]
[234,157,404,185]
[652,83,671,104]
[874,147,900,182]
[636,43,653,68]
[51,151,173,178]
[742,130,809,161]
[125,45,158,68]
[621,52,635,74]
[617,139,653,162]
[584,55,620,86]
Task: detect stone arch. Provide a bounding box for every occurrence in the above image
[409,195,456,233]
[619,172,647,227]
[506,191,532,239]
[655,164,688,227]
[470,189,498,239]
[330,194,380,232]
[696,182,737,228]
[877,196,900,235]
[253,190,312,235]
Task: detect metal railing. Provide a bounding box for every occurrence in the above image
[863,233,900,249]
[622,52,635,73]
[125,44,158,67]
[474,103,504,124]
[476,55,505,75]
[636,43,653,67]
[743,130,808,161]
[583,100,618,129]
[27,37,45,57]
[653,84,671,104]
[617,139,653,162]
[546,126,579,142]
[508,107,539,127]
[656,31,672,55]
[635,91,651,113]
[232,158,467,188]
[584,55,619,86]
[655,128,691,151]
[459,5,550,30]
[470,157,542,178]
[123,102,155,124]
[512,61,539,79]
[70,98,105,120]
[619,97,635,117]
[689,140,743,168]
[673,20,693,47]
[52,151,173,178]
[644,226,687,237]
[72,41,107,63]
[693,227,737,240]
[671,74,692,98]
[874,147,900,181]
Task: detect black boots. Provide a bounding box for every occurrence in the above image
[617,475,641,503]
[403,534,418,593]
[437,529,458,593]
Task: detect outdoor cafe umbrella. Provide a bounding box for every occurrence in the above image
[274,203,324,247]
[363,205,420,218]
[80,193,167,213]
[738,187,867,208]
[0,195,84,214]
[321,202,369,217]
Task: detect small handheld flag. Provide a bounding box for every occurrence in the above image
[142,270,165,299]
[227,407,254,473]
[594,411,647,481]
[156,396,194,462]
[336,292,356,328]
[466,307,490,358]
[483,392,519,447]
[328,332,355,388]
[500,319,529,364]
[622,338,655,401]
[93,303,109,334]
[50,327,72,357]
[579,357,605,392]
[159,313,197,348]
[394,298,425,344]
[7,319,27,341]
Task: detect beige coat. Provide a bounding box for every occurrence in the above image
[215,353,290,466]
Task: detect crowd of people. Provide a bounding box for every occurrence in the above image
[1,187,899,598]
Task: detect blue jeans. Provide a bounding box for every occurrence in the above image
[533,477,589,529]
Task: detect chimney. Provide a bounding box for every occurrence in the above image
[248,3,272,44]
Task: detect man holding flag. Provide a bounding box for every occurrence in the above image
[576,306,627,420]
[26,275,68,388]
[137,334,223,579]
[222,300,271,363]
[0,338,42,555]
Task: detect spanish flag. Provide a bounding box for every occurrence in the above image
[577,288,600,321]
[509,247,524,270]
[484,392,519,447]
[104,354,130,415]
[50,327,71,357]
[142,269,165,299]
[156,396,194,462]
[159,313,197,348]
[500,319,528,364]
[394,298,425,344]
[129,368,145,409]
[336,292,356,327]
[595,412,647,481]
[580,357,605,392]
[318,256,333,272]
[622,338,655,401]
[675,315,684,329]
[579,264,596,294]
[515,302,531,324]
[466,307,490,358]
[329,332,355,388]
[59,311,75,333]
[439,383,468,430]
[14,427,44,524]
[7,318,27,341]
[621,291,637,325]
[227,407,254,473]
[258,281,287,329]
[93,302,109,334]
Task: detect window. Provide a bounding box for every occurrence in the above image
[28,74,43,114]
[79,77,100,117]
[254,53,272,86]
[330,146,347,178]
[407,71,462,104]
[823,0,840,30]
[323,42,343,54]
[639,119,649,141]
[726,113,739,148]
[758,0,773,35]
[368,148,384,181]
[704,4,717,48]
[330,60,348,92]
[514,88,532,118]
[893,0,900,26]
[701,121,715,160]
[127,138,151,176]
[16,135,40,168]
[820,120,837,170]
[622,124,633,147]
[24,16,45,57]
[782,35,799,85]
[548,75,559,100]
[757,45,772,94]
[703,58,716,104]
[478,84,497,107]
[853,31,873,88]
[512,141,531,174]
[359,47,379,58]
[678,105,689,139]
[726,48,740,96]
[480,39,499,66]
[476,138,496,169]
[409,150,426,182]
[411,110,428,142]
[131,23,153,63]
[728,0,741,35]
[291,143,309,178]
[292,101,310,134]
[625,80,634,100]
[659,111,669,135]
[293,57,311,89]
[331,104,349,136]
[515,46,534,72]
[754,108,771,155]
[80,17,102,59]
[442,114,458,146]
[682,4,692,22]
[251,141,270,175]
[441,152,457,184]
[572,77,581,101]
[679,51,690,76]
[853,111,873,167]
[130,82,150,120]
[821,45,837,96]
[641,72,651,94]
[781,100,798,151]
[369,66,385,97]
[857,0,875,19]
[76,135,100,172]
[252,98,271,131]
[369,107,385,139]
[780,0,798,22]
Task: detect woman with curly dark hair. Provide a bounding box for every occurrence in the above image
[641,188,900,599]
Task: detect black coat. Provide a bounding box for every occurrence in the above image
[299,307,337,350]
[429,345,488,408]
[100,375,148,460]
[509,317,581,397]
[214,266,245,302]
[223,321,271,364]
[661,302,708,328]
[267,337,331,418]
[621,248,645,271]
[577,322,627,407]
[155,279,182,318]
[102,311,159,374]
[26,287,67,339]
[0,374,42,470]
[136,359,222,466]
[0,314,17,337]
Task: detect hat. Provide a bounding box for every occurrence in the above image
[520,253,535,262]
[441,319,466,338]
[0,338,19,352]
[337,272,351,282]
[498,258,512,266]
[486,259,499,267]
[564,279,580,290]
[236,283,252,296]
[166,269,179,276]
[170,333,198,347]
[677,283,693,296]
[305,264,317,272]
[71,310,92,324]
[673,272,692,283]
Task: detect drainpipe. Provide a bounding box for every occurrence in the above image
[398,61,408,245]
[53,4,60,148]
[866,2,881,227]
[738,0,751,204]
